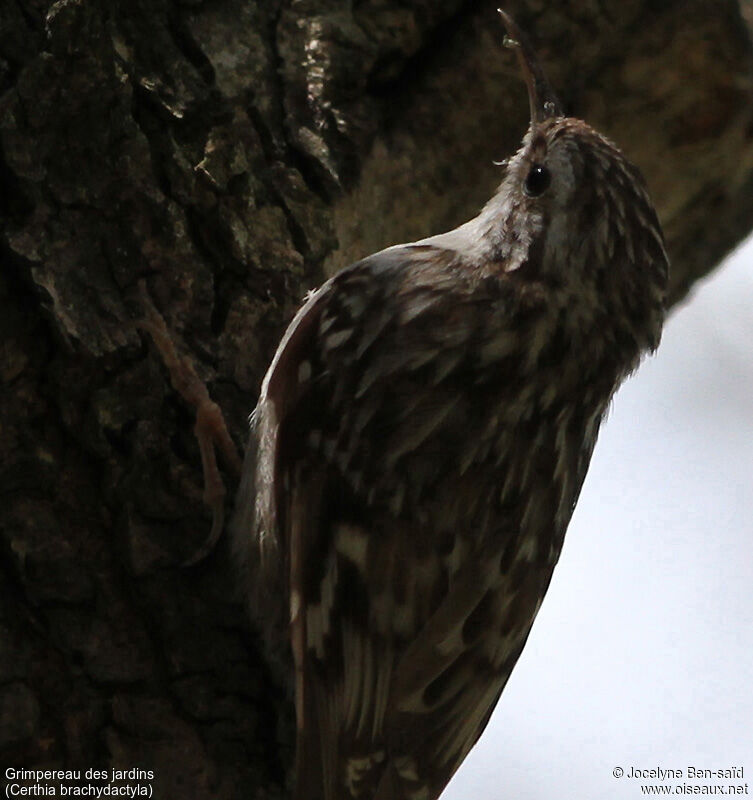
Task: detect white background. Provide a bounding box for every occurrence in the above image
[444,241,753,799]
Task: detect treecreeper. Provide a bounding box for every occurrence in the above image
[233,11,669,800]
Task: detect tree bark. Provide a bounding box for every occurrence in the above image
[1,0,751,797]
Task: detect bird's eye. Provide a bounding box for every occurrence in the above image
[524,164,551,197]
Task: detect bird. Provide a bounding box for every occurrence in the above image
[234,10,669,800]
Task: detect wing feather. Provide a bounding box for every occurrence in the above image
[240,241,576,800]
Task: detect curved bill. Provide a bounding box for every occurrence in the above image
[498,9,563,124]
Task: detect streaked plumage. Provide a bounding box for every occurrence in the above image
[235,12,668,800]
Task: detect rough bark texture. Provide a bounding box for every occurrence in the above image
[1,0,751,798]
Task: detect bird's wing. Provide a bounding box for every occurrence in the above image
[251,243,560,800]
[253,249,426,800]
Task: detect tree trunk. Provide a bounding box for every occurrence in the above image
[1,0,751,797]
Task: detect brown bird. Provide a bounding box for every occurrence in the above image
[235,10,668,800]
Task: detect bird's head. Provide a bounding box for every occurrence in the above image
[482,10,668,354]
